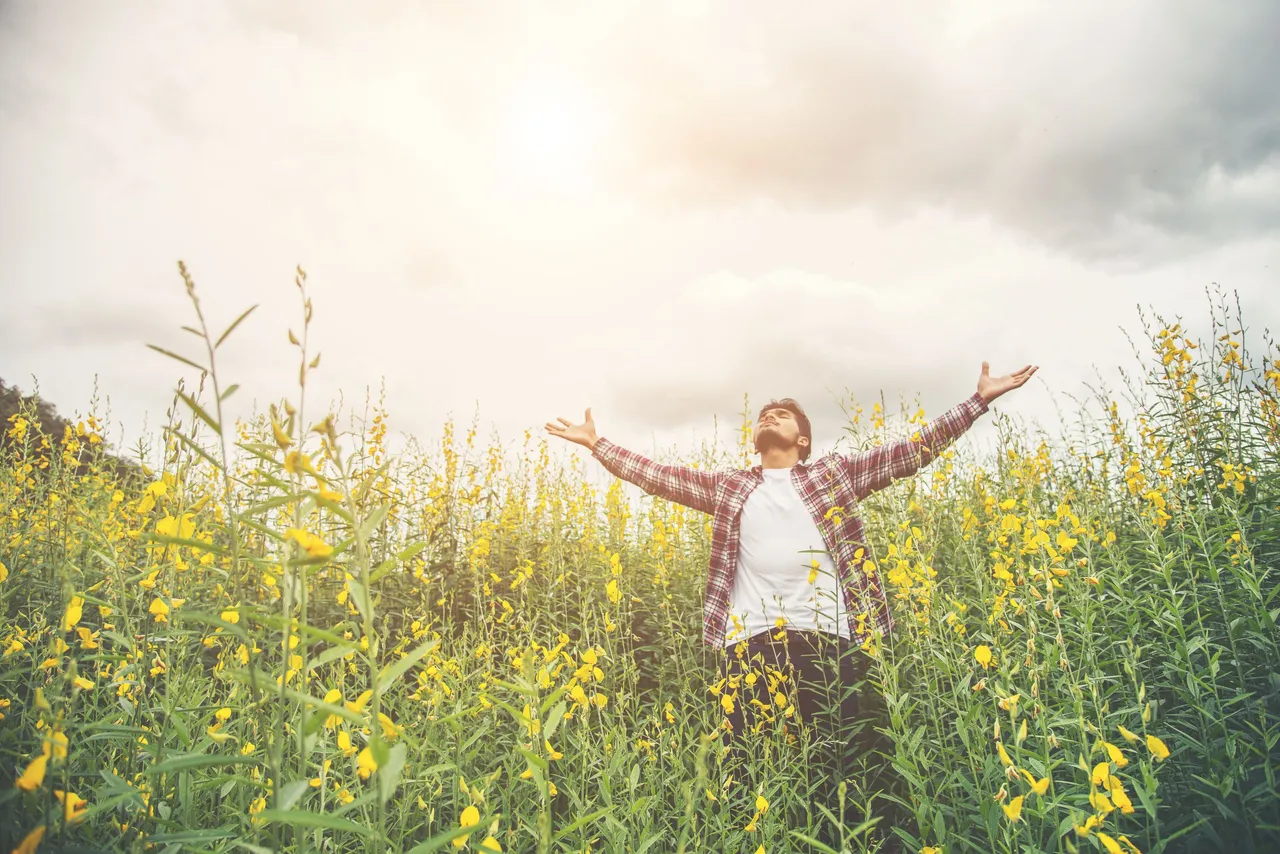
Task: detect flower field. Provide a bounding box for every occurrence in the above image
[1,270,1277,854]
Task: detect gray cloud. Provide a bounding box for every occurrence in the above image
[599,1,1280,267]
[0,1,1276,469]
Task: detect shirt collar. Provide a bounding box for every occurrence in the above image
[750,459,808,476]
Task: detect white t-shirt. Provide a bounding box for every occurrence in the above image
[723,465,851,647]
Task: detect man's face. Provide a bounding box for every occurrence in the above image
[754,406,808,457]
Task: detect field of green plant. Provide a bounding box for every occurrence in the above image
[1,267,1277,854]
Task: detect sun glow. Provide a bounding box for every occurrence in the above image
[501,77,608,189]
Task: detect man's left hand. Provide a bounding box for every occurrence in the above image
[977,361,1038,404]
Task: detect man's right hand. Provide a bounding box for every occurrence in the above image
[545,407,599,450]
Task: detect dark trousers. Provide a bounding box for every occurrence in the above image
[714,629,902,851]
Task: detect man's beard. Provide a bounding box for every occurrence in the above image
[755,429,794,455]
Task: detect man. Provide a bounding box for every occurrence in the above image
[545,361,1037,850]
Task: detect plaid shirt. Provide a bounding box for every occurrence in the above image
[591,392,989,648]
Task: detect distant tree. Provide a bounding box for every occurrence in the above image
[0,376,141,482]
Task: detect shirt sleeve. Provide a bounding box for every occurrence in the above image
[840,392,989,500]
[591,437,723,516]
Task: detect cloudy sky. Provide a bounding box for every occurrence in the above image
[2,0,1278,477]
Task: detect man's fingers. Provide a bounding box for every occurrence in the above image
[558,417,572,426]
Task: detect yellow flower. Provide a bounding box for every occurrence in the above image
[974,645,992,668]
[241,741,256,755]
[1001,795,1023,822]
[1089,790,1114,814]
[1096,832,1123,854]
[1117,725,1140,744]
[215,707,232,721]
[346,689,373,713]
[721,693,735,715]
[220,609,240,624]
[284,451,316,475]
[16,753,48,791]
[1103,741,1129,767]
[605,579,621,604]
[1020,769,1049,796]
[1075,814,1101,836]
[149,597,170,623]
[271,414,293,450]
[1109,776,1135,814]
[62,595,84,633]
[1145,734,1170,761]
[922,849,941,854]
[454,804,480,849]
[12,826,45,854]
[756,794,769,814]
[480,837,502,852]
[1117,835,1143,854]
[996,741,1013,767]
[284,528,333,559]
[53,790,89,823]
[45,731,67,761]
[155,513,196,542]
[1091,761,1111,788]
[356,746,378,780]
[72,676,94,691]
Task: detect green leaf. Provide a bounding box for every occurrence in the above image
[178,389,221,435]
[377,636,440,695]
[306,643,357,674]
[357,502,391,543]
[222,672,368,728]
[543,700,568,741]
[148,828,239,843]
[404,817,497,854]
[377,742,407,805]
[220,383,241,401]
[368,540,428,585]
[147,343,207,374]
[163,425,224,472]
[143,754,257,775]
[215,304,259,349]
[347,575,372,621]
[253,809,384,839]
[277,779,311,812]
[553,806,616,842]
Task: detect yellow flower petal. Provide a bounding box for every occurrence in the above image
[1103,741,1129,767]
[1097,832,1123,854]
[16,754,48,791]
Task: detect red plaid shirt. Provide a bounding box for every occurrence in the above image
[591,392,989,648]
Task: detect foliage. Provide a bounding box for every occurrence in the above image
[0,269,1276,854]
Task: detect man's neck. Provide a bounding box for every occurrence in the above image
[759,449,801,469]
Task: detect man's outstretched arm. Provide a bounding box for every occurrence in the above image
[546,408,723,516]
[841,362,1037,500]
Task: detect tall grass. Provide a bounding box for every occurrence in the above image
[1,269,1276,854]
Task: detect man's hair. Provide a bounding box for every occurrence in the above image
[755,398,812,462]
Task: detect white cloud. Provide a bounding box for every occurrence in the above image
[0,0,1275,478]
